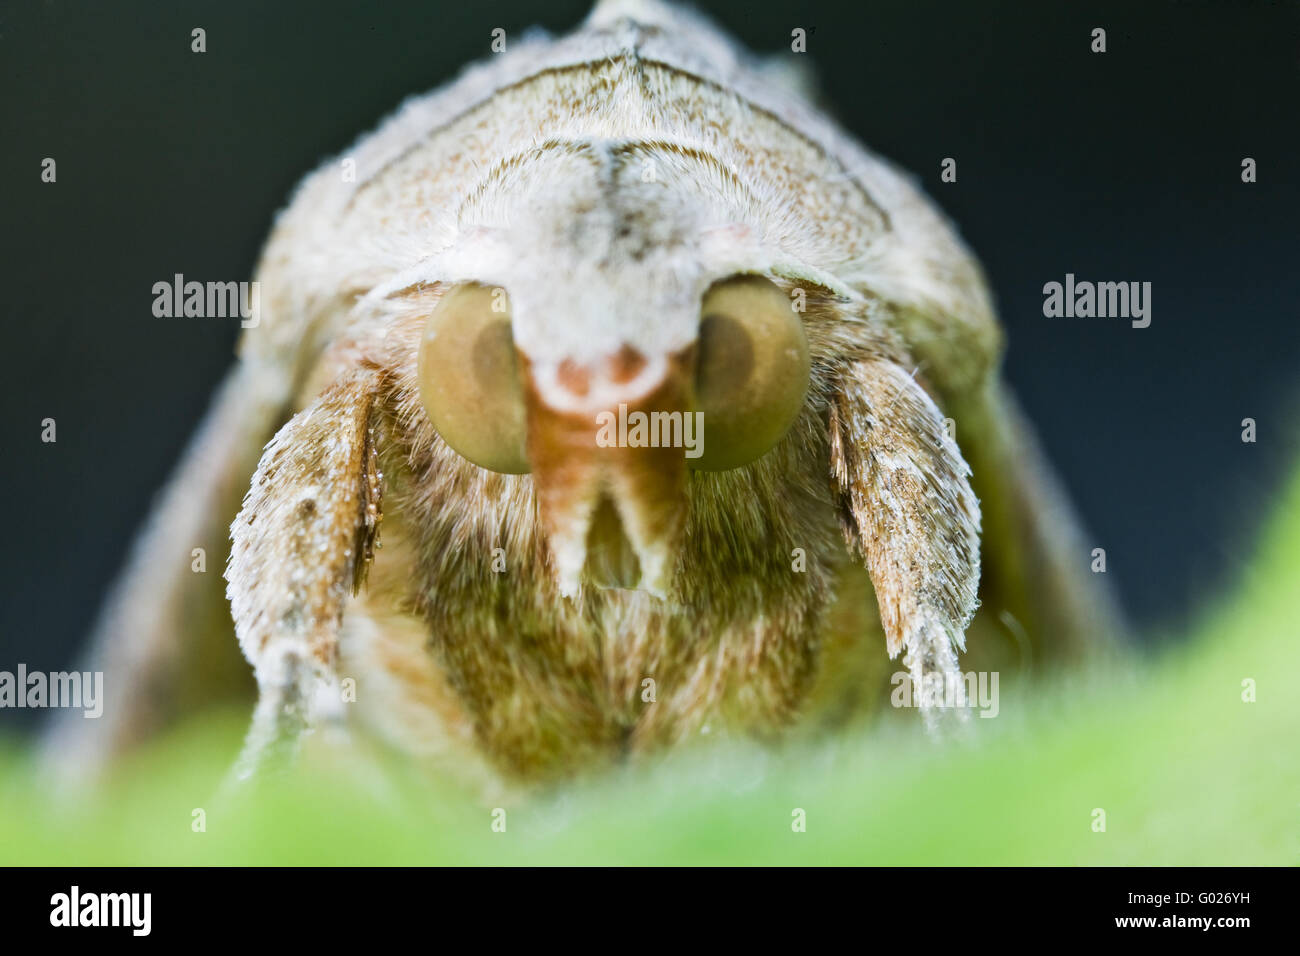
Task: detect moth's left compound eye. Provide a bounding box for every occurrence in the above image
[417,283,530,474]
[690,275,811,471]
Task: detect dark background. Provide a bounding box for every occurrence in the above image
[2,0,1298,730]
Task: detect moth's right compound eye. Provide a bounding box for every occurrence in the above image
[417,283,531,474]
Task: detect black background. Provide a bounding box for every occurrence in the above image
[2,0,1298,732]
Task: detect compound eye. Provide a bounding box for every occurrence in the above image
[691,275,811,471]
[417,283,530,474]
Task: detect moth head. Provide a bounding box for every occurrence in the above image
[413,144,812,595]
[416,271,809,596]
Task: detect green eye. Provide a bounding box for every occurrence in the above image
[417,283,530,474]
[690,275,811,471]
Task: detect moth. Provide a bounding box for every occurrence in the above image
[48,0,1121,785]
